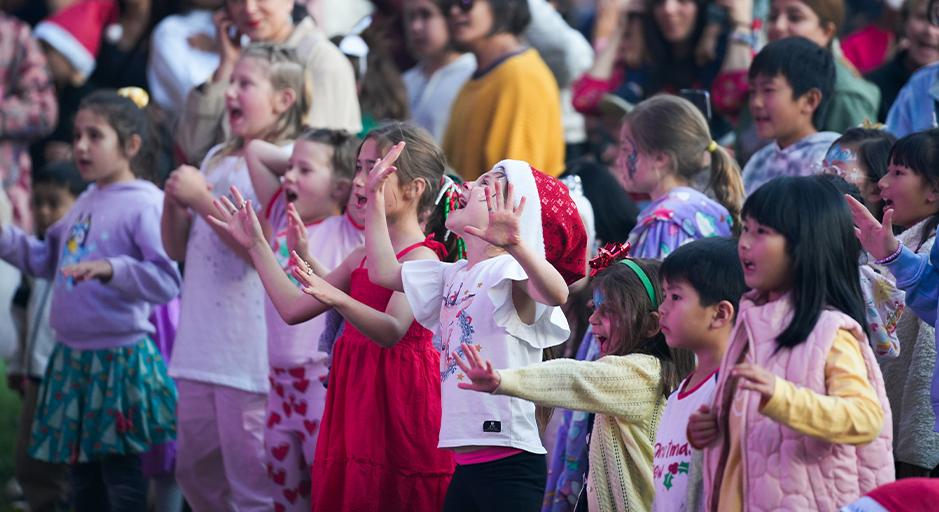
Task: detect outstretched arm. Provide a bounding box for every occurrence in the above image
[209,185,350,324]
[364,142,407,292]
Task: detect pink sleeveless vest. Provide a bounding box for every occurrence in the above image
[702,292,894,511]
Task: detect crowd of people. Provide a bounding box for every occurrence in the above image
[1,0,939,510]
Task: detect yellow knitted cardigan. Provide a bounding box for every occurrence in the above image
[497,354,666,512]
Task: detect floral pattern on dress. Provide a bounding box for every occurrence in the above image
[628,187,733,259]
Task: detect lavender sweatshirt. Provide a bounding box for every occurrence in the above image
[0,180,181,350]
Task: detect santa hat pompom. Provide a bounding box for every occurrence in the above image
[34,0,119,80]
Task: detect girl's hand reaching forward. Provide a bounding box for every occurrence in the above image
[285,202,310,263]
[464,181,526,250]
[292,258,344,307]
[453,343,501,393]
[845,195,900,261]
[208,185,265,250]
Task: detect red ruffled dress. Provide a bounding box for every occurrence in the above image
[311,240,455,512]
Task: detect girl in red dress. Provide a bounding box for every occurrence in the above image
[211,122,454,512]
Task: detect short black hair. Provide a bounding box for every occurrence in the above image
[660,237,746,314]
[488,0,531,35]
[748,36,836,129]
[32,160,88,197]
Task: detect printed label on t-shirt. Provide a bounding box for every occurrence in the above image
[653,441,691,491]
[483,420,501,433]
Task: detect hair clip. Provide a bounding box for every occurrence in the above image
[588,242,632,277]
[117,87,149,109]
[435,175,456,206]
[861,119,886,130]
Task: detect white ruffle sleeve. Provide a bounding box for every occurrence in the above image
[485,256,570,349]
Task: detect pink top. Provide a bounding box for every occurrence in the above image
[453,447,523,465]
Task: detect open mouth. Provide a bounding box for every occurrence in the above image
[228,106,244,123]
[285,190,298,203]
[741,258,755,273]
[354,193,367,208]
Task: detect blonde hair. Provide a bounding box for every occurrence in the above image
[210,43,312,167]
[626,95,744,230]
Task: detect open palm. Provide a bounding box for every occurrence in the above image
[845,194,899,260]
[208,185,265,249]
[454,343,501,393]
[464,181,525,249]
[365,141,405,200]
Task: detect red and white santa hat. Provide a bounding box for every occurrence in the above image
[496,160,588,285]
[34,0,118,80]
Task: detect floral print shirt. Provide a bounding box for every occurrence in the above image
[627,187,733,260]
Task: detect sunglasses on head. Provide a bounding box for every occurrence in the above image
[442,0,474,13]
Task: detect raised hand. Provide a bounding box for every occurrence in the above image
[365,141,406,201]
[292,262,343,307]
[285,202,310,262]
[453,343,501,393]
[61,260,113,283]
[687,404,719,449]
[845,194,899,261]
[212,9,242,80]
[464,180,525,249]
[208,185,265,249]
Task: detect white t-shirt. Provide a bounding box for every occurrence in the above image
[263,189,363,368]
[402,53,476,143]
[170,147,269,392]
[401,254,569,454]
[652,370,718,512]
[147,10,220,118]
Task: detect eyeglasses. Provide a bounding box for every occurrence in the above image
[442,0,474,13]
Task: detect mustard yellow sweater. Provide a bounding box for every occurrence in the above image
[497,354,666,512]
[442,48,565,180]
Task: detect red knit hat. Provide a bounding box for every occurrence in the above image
[34,0,118,80]
[497,160,588,285]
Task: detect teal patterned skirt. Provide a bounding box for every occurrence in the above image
[28,337,177,464]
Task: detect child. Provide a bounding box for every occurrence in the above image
[847,129,939,477]
[362,158,587,511]
[691,176,893,510]
[210,122,455,512]
[652,237,746,512]
[243,127,362,511]
[453,247,689,511]
[741,36,839,194]
[160,43,310,511]
[0,89,181,510]
[820,127,896,220]
[7,161,87,512]
[616,95,744,259]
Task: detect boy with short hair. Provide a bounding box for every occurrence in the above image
[742,36,840,194]
[653,237,747,512]
[7,160,87,512]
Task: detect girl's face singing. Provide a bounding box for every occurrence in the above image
[72,109,135,186]
[404,0,452,60]
[351,138,405,220]
[225,57,288,140]
[614,123,659,194]
[283,140,339,222]
[821,143,880,209]
[445,166,506,235]
[767,0,834,47]
[653,0,700,44]
[588,287,619,355]
[878,162,939,228]
[738,216,792,299]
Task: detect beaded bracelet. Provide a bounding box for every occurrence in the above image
[874,243,903,265]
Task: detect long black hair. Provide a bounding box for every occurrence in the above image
[742,176,868,350]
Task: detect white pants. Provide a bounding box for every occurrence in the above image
[175,379,272,512]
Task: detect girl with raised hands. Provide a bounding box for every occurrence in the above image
[362,155,587,511]
[209,122,455,512]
